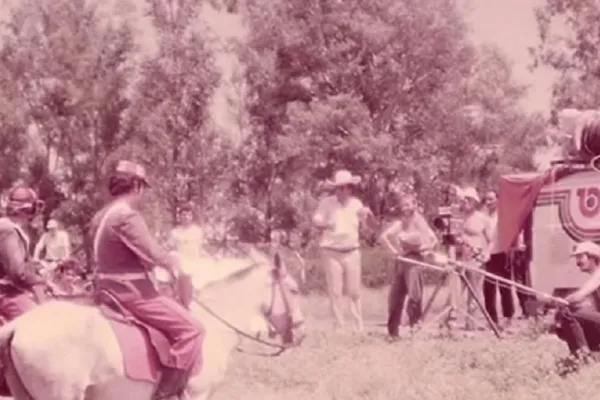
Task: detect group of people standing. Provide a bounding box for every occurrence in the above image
[311,169,528,336]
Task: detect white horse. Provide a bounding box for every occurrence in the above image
[0,249,305,400]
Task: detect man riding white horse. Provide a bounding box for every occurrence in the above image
[0,186,48,321]
[91,160,203,399]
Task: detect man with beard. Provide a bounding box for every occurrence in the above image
[379,193,438,338]
[553,241,600,361]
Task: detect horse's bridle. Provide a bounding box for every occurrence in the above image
[192,264,298,357]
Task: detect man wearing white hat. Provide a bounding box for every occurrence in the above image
[455,186,493,329]
[312,169,378,332]
[553,241,600,361]
[33,218,71,273]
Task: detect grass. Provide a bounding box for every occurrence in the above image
[212,285,595,400]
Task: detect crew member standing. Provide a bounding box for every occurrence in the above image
[379,193,438,337]
[482,190,515,329]
[312,169,378,333]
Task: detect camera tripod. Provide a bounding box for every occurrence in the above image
[410,247,501,338]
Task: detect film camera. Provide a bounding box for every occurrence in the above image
[432,205,460,247]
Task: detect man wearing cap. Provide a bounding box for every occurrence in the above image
[0,186,48,321]
[379,193,438,337]
[456,186,493,329]
[312,169,378,332]
[91,160,203,398]
[553,241,600,361]
[33,218,71,273]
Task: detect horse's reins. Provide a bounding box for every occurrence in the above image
[188,260,294,358]
[193,296,287,357]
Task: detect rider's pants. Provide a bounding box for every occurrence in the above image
[122,295,204,370]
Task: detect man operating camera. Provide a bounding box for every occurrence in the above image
[380,193,438,338]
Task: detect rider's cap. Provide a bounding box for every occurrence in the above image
[571,241,600,258]
[113,160,150,186]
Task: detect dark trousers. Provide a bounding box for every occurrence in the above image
[555,307,600,355]
[510,250,534,317]
[483,253,514,324]
[387,253,424,336]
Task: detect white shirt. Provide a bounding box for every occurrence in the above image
[169,224,205,259]
[313,195,368,250]
[34,230,71,261]
[487,210,500,255]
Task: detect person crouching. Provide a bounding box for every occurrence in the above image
[553,241,600,361]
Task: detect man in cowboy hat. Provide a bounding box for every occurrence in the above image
[553,241,600,361]
[379,193,438,337]
[312,169,378,332]
[0,186,49,321]
[33,218,71,274]
[455,186,494,329]
[91,160,203,398]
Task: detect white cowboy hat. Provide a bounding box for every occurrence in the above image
[326,170,361,187]
[46,219,58,229]
[460,187,480,203]
[571,241,600,258]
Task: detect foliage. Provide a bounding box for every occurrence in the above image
[0,0,554,263]
[533,0,600,111]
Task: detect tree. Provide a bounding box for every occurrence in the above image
[0,0,139,255]
[532,0,600,111]
[235,0,541,240]
[128,0,221,228]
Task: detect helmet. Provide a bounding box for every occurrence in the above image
[6,186,43,216]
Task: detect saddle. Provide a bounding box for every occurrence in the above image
[94,274,196,400]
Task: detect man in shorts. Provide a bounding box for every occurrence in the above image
[312,170,378,332]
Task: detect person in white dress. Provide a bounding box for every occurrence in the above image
[168,203,205,275]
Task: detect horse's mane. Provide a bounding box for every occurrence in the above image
[195,246,272,293]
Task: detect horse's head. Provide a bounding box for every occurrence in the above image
[156,248,306,347]
[259,252,305,346]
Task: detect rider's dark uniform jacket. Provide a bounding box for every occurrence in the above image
[0,217,43,292]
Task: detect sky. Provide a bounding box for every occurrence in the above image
[463,0,558,115]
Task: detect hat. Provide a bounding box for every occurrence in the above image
[325,170,361,187]
[571,241,600,258]
[46,219,58,229]
[113,160,150,186]
[461,187,480,203]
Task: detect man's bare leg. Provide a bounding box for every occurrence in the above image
[329,294,345,329]
[348,296,363,333]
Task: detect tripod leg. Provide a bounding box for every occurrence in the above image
[421,272,447,318]
[411,305,453,339]
[460,271,501,338]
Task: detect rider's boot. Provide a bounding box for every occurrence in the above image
[154,367,192,400]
